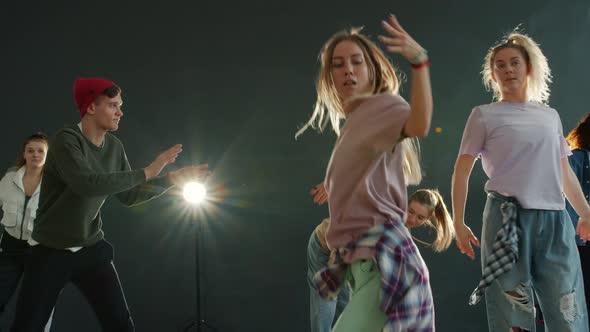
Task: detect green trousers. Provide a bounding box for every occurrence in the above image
[332,259,387,332]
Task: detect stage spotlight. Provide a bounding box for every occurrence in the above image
[183,182,206,204]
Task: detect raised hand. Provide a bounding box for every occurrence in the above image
[144,144,182,180]
[378,14,427,64]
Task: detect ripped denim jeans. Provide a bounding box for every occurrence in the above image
[481,192,589,332]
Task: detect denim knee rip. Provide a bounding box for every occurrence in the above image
[504,282,534,314]
[559,290,579,323]
[504,283,534,332]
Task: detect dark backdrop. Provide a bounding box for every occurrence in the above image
[0,0,589,331]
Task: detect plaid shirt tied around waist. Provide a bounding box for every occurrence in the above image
[313,222,435,332]
[469,192,520,305]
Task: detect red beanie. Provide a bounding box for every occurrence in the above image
[73,77,117,118]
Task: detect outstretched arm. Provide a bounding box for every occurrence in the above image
[379,14,432,138]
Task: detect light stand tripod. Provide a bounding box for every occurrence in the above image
[180,216,221,332]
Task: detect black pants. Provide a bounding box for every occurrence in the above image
[579,245,590,321]
[11,239,134,332]
[0,230,30,315]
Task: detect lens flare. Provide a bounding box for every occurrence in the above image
[183,182,206,204]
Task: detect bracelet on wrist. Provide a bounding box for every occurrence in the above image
[409,48,428,65]
[411,60,430,70]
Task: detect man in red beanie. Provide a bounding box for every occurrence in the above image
[11,77,209,331]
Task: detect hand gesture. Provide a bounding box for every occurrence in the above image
[168,164,210,186]
[455,223,480,260]
[378,14,427,64]
[144,144,182,180]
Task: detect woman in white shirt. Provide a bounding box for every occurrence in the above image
[0,132,52,331]
[453,31,590,332]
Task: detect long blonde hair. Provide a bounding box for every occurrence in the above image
[409,189,455,252]
[482,29,552,104]
[296,27,422,185]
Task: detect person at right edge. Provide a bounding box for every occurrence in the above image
[565,112,590,324]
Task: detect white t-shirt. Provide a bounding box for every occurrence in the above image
[459,101,570,210]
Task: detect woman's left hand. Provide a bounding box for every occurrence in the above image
[378,14,426,63]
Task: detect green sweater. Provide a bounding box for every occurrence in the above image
[32,125,173,248]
